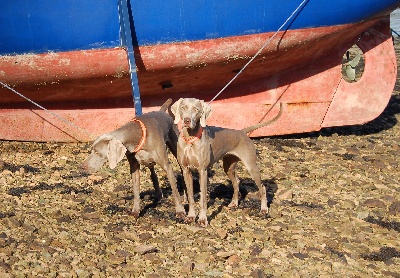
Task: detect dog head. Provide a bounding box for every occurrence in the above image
[81,134,127,173]
[171,98,212,129]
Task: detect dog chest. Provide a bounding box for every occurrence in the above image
[179,146,202,169]
[135,150,156,167]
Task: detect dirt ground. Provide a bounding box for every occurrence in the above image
[0,45,399,277]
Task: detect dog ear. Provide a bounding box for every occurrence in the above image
[171,98,183,124]
[107,137,127,169]
[200,101,212,127]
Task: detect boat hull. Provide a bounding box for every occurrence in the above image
[0,18,397,141]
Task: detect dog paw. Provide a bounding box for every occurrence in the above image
[128,210,140,219]
[185,216,196,223]
[198,218,208,227]
[197,211,208,227]
[260,207,270,215]
[228,201,238,209]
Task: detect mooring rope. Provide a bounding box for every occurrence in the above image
[209,0,309,103]
[0,81,95,140]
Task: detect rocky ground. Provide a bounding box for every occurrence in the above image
[1,50,400,277]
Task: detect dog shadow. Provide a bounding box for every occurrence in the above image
[208,178,278,223]
[131,172,194,218]
[175,171,278,224]
[124,172,278,222]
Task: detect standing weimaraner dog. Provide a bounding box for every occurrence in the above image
[81,99,185,218]
[171,98,282,226]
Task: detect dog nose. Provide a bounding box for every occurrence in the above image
[184,118,191,126]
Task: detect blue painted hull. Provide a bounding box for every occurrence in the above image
[0,1,399,141]
[1,0,399,55]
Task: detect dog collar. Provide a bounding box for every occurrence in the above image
[182,126,203,144]
[130,118,147,152]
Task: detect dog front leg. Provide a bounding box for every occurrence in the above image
[198,168,208,227]
[128,155,141,218]
[182,167,196,222]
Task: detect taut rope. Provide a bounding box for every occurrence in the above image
[209,0,309,103]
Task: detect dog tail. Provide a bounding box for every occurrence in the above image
[242,102,283,134]
[160,98,173,112]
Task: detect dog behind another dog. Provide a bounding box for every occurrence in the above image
[81,99,185,218]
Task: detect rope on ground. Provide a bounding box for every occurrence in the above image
[0,81,95,140]
[209,0,309,104]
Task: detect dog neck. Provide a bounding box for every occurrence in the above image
[181,124,204,144]
[130,119,147,152]
[116,119,146,153]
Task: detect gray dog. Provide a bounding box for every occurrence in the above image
[171,98,282,226]
[81,99,185,218]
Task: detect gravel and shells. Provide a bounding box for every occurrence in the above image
[1,50,400,278]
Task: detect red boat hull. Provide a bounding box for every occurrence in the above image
[0,18,396,141]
